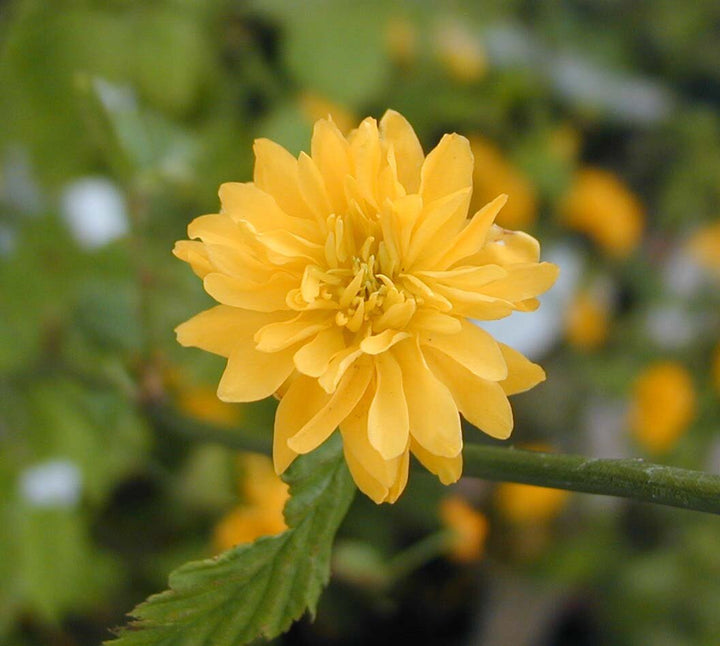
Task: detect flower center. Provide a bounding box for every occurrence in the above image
[288,225,417,335]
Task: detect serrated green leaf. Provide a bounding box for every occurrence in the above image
[107,434,355,646]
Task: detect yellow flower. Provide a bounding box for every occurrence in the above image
[496,482,569,524]
[166,369,243,427]
[628,361,696,455]
[439,495,488,562]
[214,453,289,552]
[469,136,537,230]
[174,111,558,503]
[561,168,644,257]
[434,21,487,83]
[565,289,610,350]
[385,16,418,67]
[687,221,720,278]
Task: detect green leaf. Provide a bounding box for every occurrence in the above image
[107,434,356,646]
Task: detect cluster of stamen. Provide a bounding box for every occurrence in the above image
[287,213,417,335]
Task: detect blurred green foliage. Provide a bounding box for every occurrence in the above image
[1,1,720,645]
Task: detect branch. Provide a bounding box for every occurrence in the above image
[463,445,720,515]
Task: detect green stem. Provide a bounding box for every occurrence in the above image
[386,530,453,581]
[463,445,720,515]
[154,412,720,515]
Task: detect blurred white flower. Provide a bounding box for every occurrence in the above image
[476,243,583,360]
[19,459,82,508]
[644,304,697,350]
[662,246,708,298]
[60,177,129,249]
[551,56,672,123]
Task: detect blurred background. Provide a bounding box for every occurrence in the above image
[2,1,720,644]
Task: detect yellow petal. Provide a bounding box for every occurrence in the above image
[310,118,351,214]
[479,262,559,302]
[293,327,346,377]
[340,388,407,490]
[428,194,508,269]
[342,445,389,504]
[425,347,513,439]
[273,374,330,473]
[360,329,410,354]
[407,187,472,267]
[411,440,462,485]
[410,310,462,335]
[498,343,546,395]
[385,451,410,503]
[420,133,474,206]
[203,272,294,312]
[287,358,373,453]
[394,340,462,458]
[348,117,382,208]
[176,306,288,357]
[368,352,410,459]
[217,343,296,403]
[379,109,424,194]
[253,138,314,220]
[297,152,333,223]
[254,312,331,352]
[187,213,249,247]
[467,229,541,266]
[219,182,319,241]
[421,319,507,381]
[173,241,213,278]
[318,346,364,393]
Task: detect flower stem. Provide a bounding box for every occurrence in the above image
[385,530,454,582]
[463,444,720,515]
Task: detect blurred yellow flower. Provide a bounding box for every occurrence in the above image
[687,221,720,278]
[561,168,644,257]
[299,93,356,135]
[434,21,487,83]
[628,361,696,454]
[175,110,557,503]
[439,495,488,562]
[496,482,569,524]
[385,16,418,67]
[167,370,243,427]
[565,289,610,350]
[214,453,289,552]
[469,136,537,230]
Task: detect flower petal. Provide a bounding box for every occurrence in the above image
[428,194,508,269]
[379,110,424,194]
[203,272,295,312]
[368,352,410,459]
[420,319,507,381]
[311,118,351,214]
[253,138,314,219]
[254,312,331,352]
[395,340,462,458]
[176,306,288,357]
[217,343,296,403]
[173,241,213,278]
[479,262,559,302]
[420,133,474,206]
[293,327,346,377]
[498,343,546,395]
[273,375,330,473]
[360,329,410,355]
[287,358,373,454]
[425,347,513,439]
[411,440,462,485]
